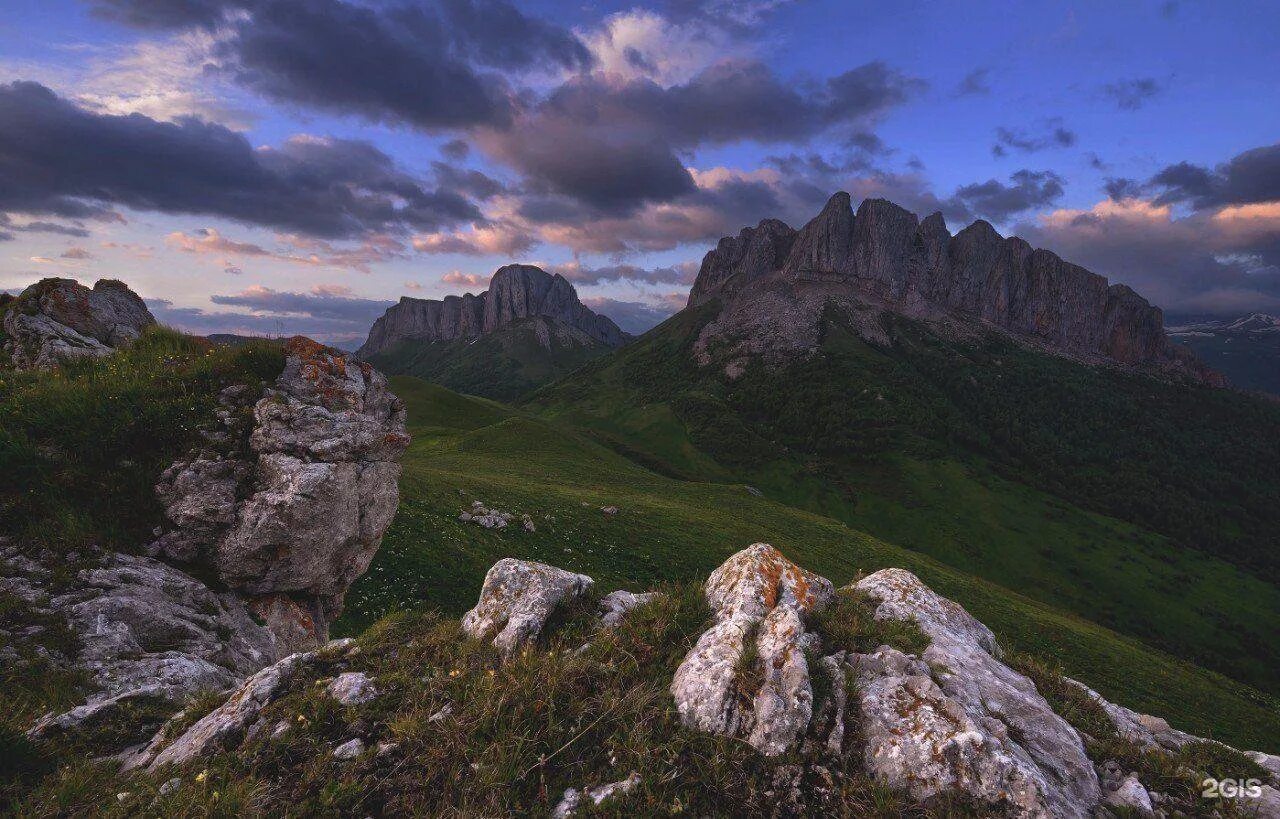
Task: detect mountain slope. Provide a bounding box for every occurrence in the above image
[364,315,616,401]
[337,375,1280,752]
[526,300,1280,696]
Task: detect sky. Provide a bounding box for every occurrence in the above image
[2,0,1278,344]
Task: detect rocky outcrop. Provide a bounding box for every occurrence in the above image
[7,334,407,753]
[153,336,409,652]
[461,558,594,657]
[687,194,1223,385]
[852,568,1100,817]
[670,544,834,756]
[358,264,628,358]
[2,278,155,369]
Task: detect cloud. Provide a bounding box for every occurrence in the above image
[955,68,991,96]
[580,294,685,334]
[548,260,699,286]
[412,222,537,256]
[1104,177,1144,201]
[89,0,244,30]
[167,228,271,257]
[209,284,393,323]
[61,247,96,260]
[1017,197,1280,316]
[441,270,486,287]
[1102,77,1164,111]
[991,119,1077,157]
[950,170,1065,221]
[0,82,481,238]
[1149,141,1280,210]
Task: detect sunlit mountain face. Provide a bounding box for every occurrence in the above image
[1,0,1278,346]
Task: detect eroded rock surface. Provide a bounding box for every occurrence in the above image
[853,568,1100,818]
[670,543,834,756]
[461,558,593,657]
[2,278,155,369]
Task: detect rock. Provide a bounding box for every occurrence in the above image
[670,544,834,756]
[552,772,641,818]
[598,590,660,629]
[427,704,453,723]
[600,506,619,515]
[327,672,377,706]
[2,278,155,369]
[155,336,409,649]
[686,193,1223,386]
[461,558,594,657]
[159,778,181,797]
[376,741,399,756]
[332,738,365,760]
[852,569,1100,818]
[1104,774,1154,815]
[358,264,628,358]
[137,639,354,770]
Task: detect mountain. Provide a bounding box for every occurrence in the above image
[1169,313,1280,395]
[358,264,627,357]
[364,315,617,402]
[527,195,1280,697]
[688,193,1223,386]
[357,264,628,399]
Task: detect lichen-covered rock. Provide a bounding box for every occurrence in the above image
[670,544,834,756]
[597,590,660,629]
[2,278,155,369]
[1103,774,1154,815]
[853,569,1100,818]
[461,558,593,657]
[136,639,355,771]
[154,336,409,649]
[327,672,377,705]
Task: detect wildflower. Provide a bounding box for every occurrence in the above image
[195,770,208,783]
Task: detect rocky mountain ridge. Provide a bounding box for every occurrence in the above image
[688,193,1223,385]
[357,264,628,359]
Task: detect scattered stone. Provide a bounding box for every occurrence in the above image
[158,778,181,797]
[376,741,399,757]
[462,559,593,657]
[598,590,660,629]
[600,506,619,515]
[333,738,364,760]
[671,544,834,756]
[1104,774,1154,816]
[427,704,454,723]
[327,672,377,706]
[522,514,536,533]
[460,501,514,529]
[552,772,641,817]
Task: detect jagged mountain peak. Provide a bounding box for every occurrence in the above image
[687,193,1223,386]
[358,264,627,359]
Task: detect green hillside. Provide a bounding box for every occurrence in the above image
[523,303,1280,697]
[364,316,615,401]
[339,376,1280,751]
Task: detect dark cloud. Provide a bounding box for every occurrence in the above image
[950,170,1065,221]
[550,260,699,286]
[0,81,481,238]
[440,139,470,161]
[1102,77,1164,111]
[147,293,385,344]
[1149,142,1280,210]
[209,285,393,324]
[437,0,593,71]
[483,60,922,213]
[955,68,991,96]
[1104,177,1144,201]
[991,120,1077,157]
[430,162,506,200]
[89,0,244,29]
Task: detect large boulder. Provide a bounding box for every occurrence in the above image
[153,337,409,651]
[2,278,155,369]
[461,558,594,657]
[670,544,834,756]
[852,569,1100,818]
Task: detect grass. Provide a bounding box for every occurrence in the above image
[340,376,1280,753]
[12,585,990,817]
[366,316,615,402]
[527,306,1280,697]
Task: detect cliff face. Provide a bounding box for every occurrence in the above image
[359,264,627,358]
[688,194,1222,384]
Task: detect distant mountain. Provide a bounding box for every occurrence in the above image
[358,264,627,359]
[358,265,628,399]
[688,192,1222,386]
[1169,313,1280,395]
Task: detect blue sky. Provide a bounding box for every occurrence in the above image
[2,0,1278,342]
